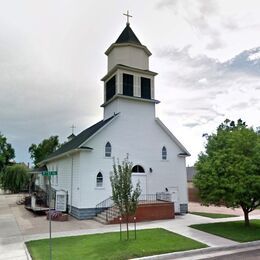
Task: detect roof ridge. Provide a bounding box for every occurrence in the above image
[41,114,118,163]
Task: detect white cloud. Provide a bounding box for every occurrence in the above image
[0,0,260,165]
[248,51,260,61]
[155,45,260,164]
[198,78,208,85]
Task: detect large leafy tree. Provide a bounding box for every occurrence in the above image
[0,133,15,172]
[110,159,141,240]
[0,164,29,193]
[194,119,260,226]
[29,136,60,166]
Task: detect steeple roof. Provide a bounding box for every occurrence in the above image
[115,24,142,45]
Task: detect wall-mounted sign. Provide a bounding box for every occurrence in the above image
[55,190,67,212]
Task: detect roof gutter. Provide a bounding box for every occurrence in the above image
[39,147,93,165]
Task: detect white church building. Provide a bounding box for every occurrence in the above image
[39,20,190,220]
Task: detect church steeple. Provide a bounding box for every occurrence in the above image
[101,17,159,119]
[115,11,140,46]
[115,24,142,46]
[105,22,152,71]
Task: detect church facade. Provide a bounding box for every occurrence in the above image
[39,21,190,220]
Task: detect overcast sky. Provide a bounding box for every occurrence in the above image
[1,0,260,166]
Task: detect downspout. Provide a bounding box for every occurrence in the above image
[70,155,74,214]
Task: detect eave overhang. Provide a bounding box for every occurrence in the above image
[101,64,157,82]
[101,94,160,107]
[105,42,152,57]
[39,147,93,165]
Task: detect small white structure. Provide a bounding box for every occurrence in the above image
[39,21,190,219]
[55,190,67,212]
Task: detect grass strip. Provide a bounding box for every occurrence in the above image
[26,228,207,260]
[190,212,239,218]
[190,219,260,242]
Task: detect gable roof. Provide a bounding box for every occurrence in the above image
[41,114,117,163]
[155,118,191,156]
[115,24,142,45]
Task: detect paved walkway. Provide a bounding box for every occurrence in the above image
[0,194,28,260]
[23,215,240,247]
[0,193,260,259]
[189,202,260,217]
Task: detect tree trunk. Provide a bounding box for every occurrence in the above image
[242,207,250,226]
[126,215,129,240]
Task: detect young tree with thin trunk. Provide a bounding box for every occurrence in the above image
[110,159,141,240]
[194,119,260,226]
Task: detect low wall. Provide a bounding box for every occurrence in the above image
[109,202,175,224]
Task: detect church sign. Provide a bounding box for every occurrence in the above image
[55,190,67,212]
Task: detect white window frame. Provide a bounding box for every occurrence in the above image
[96,172,103,187]
[105,142,112,157]
[162,146,167,160]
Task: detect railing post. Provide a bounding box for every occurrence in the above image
[119,217,122,241]
[134,216,136,240]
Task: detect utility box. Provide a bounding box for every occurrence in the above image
[55,190,67,212]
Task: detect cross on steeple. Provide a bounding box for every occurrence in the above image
[70,124,76,134]
[123,10,132,25]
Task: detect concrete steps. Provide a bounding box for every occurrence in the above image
[94,206,120,224]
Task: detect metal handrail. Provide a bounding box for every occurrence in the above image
[156,192,172,202]
[96,193,172,222]
[96,196,113,209]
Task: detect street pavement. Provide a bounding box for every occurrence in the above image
[0,192,260,260]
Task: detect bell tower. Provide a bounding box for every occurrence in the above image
[101,13,159,119]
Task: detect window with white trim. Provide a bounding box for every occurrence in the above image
[105,142,112,157]
[96,172,103,187]
[132,165,145,173]
[162,146,167,160]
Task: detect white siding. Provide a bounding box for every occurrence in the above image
[46,153,81,208]
[78,100,188,209]
[108,45,149,71]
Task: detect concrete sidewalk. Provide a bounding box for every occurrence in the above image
[24,214,245,247]
[1,193,260,260]
[0,194,28,260]
[189,202,260,217]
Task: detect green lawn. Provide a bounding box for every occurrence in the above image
[190,219,260,242]
[26,228,207,260]
[190,212,239,218]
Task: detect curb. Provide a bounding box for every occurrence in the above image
[24,242,32,260]
[132,240,260,259]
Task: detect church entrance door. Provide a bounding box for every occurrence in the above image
[132,165,147,199]
[132,173,147,195]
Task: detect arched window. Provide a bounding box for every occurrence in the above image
[132,165,145,173]
[96,172,103,187]
[162,146,167,160]
[105,142,112,157]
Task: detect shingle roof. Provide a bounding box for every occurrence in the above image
[115,24,142,45]
[42,114,117,162]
